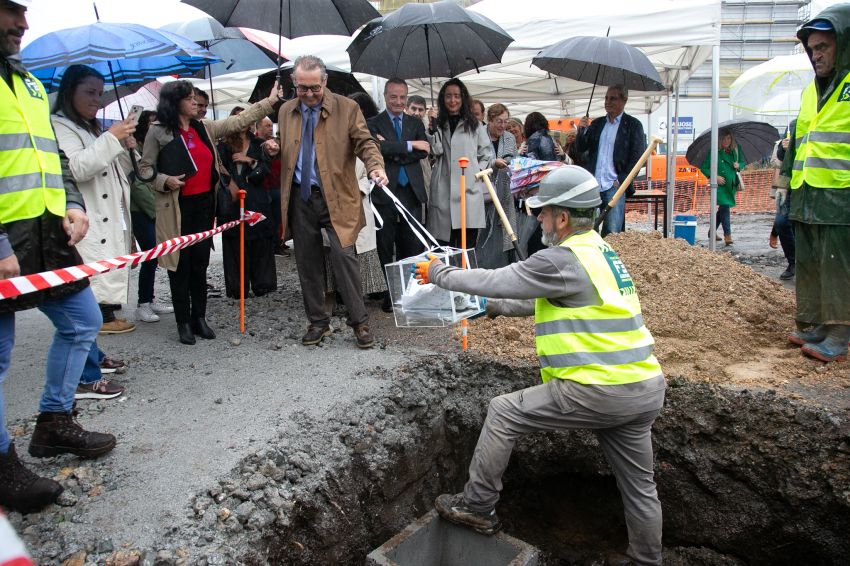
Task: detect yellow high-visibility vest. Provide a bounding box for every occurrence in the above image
[0,71,65,224]
[535,230,662,385]
[791,71,850,189]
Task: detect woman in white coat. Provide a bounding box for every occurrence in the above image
[426,78,493,249]
[51,65,136,399]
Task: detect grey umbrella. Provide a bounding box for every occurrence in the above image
[346,0,513,104]
[162,17,276,119]
[686,120,780,168]
[532,35,665,115]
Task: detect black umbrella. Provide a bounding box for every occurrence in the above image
[248,62,365,104]
[347,0,513,104]
[532,35,665,115]
[686,120,780,168]
[183,0,379,88]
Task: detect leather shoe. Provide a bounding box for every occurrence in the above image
[302,324,331,346]
[191,318,216,340]
[177,323,195,345]
[353,323,375,349]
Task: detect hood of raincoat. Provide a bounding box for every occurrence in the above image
[797,3,850,107]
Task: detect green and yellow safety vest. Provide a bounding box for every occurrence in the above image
[0,71,65,224]
[535,230,662,385]
[791,71,850,189]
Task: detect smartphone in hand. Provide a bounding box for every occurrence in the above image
[128,105,145,127]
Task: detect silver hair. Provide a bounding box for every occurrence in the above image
[292,55,327,81]
[608,84,628,100]
[542,206,596,246]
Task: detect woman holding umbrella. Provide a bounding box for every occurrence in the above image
[426,78,493,248]
[139,80,280,345]
[700,129,746,246]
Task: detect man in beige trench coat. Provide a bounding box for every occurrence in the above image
[277,55,386,349]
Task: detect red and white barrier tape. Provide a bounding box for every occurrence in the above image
[0,211,265,301]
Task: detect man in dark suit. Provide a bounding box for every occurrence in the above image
[575,85,646,236]
[368,78,430,311]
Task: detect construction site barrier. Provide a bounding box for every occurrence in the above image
[626,168,777,220]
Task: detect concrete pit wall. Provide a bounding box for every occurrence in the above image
[230,357,849,565]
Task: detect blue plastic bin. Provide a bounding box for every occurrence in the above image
[673,214,697,245]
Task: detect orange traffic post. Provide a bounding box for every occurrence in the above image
[458,157,470,351]
[238,189,246,333]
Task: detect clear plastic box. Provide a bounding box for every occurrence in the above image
[385,247,484,327]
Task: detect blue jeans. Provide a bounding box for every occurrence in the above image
[0,287,101,454]
[80,343,106,385]
[715,205,731,236]
[600,186,625,236]
[132,211,157,305]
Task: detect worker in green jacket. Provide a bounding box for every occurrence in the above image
[783,5,850,363]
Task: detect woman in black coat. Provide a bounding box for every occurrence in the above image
[217,124,277,299]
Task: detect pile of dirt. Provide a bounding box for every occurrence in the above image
[470,232,850,389]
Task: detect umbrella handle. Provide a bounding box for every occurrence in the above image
[595,136,662,232]
[130,150,157,183]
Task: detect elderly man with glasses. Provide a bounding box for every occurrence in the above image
[276,55,387,349]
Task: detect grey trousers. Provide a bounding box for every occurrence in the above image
[289,185,368,327]
[463,378,664,566]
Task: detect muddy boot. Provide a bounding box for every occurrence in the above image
[28,411,116,459]
[788,324,828,346]
[801,325,850,363]
[0,442,63,513]
[435,493,501,535]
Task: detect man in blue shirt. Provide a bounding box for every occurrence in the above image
[576,85,646,236]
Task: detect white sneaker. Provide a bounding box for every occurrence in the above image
[136,303,160,323]
[150,299,174,314]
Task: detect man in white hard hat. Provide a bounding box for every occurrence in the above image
[0,0,117,514]
[415,165,666,565]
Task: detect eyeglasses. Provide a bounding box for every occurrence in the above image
[294,83,323,94]
[491,119,509,126]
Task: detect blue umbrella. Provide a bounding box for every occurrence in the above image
[21,22,219,91]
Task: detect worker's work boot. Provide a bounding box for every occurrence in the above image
[788,324,828,346]
[435,493,501,535]
[0,442,63,513]
[801,325,850,363]
[28,411,116,459]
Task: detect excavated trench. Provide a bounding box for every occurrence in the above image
[246,356,850,566]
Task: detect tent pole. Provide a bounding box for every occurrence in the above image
[670,81,680,235]
[665,85,674,232]
[709,44,719,252]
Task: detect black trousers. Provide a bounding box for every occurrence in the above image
[222,234,277,297]
[438,228,479,250]
[374,185,426,270]
[168,192,213,324]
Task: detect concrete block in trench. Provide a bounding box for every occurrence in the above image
[367,509,539,566]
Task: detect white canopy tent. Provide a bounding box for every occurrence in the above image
[458,0,721,117]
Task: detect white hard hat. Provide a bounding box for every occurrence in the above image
[525,165,602,209]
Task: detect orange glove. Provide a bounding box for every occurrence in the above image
[413,254,439,285]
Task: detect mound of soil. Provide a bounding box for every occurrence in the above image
[470,232,850,393]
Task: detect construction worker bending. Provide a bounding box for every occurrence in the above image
[414,166,666,565]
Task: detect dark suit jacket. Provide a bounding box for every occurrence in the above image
[368,111,429,205]
[575,112,646,196]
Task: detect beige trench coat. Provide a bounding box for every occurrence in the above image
[139,98,275,271]
[52,114,133,305]
[426,121,493,242]
[277,92,383,249]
